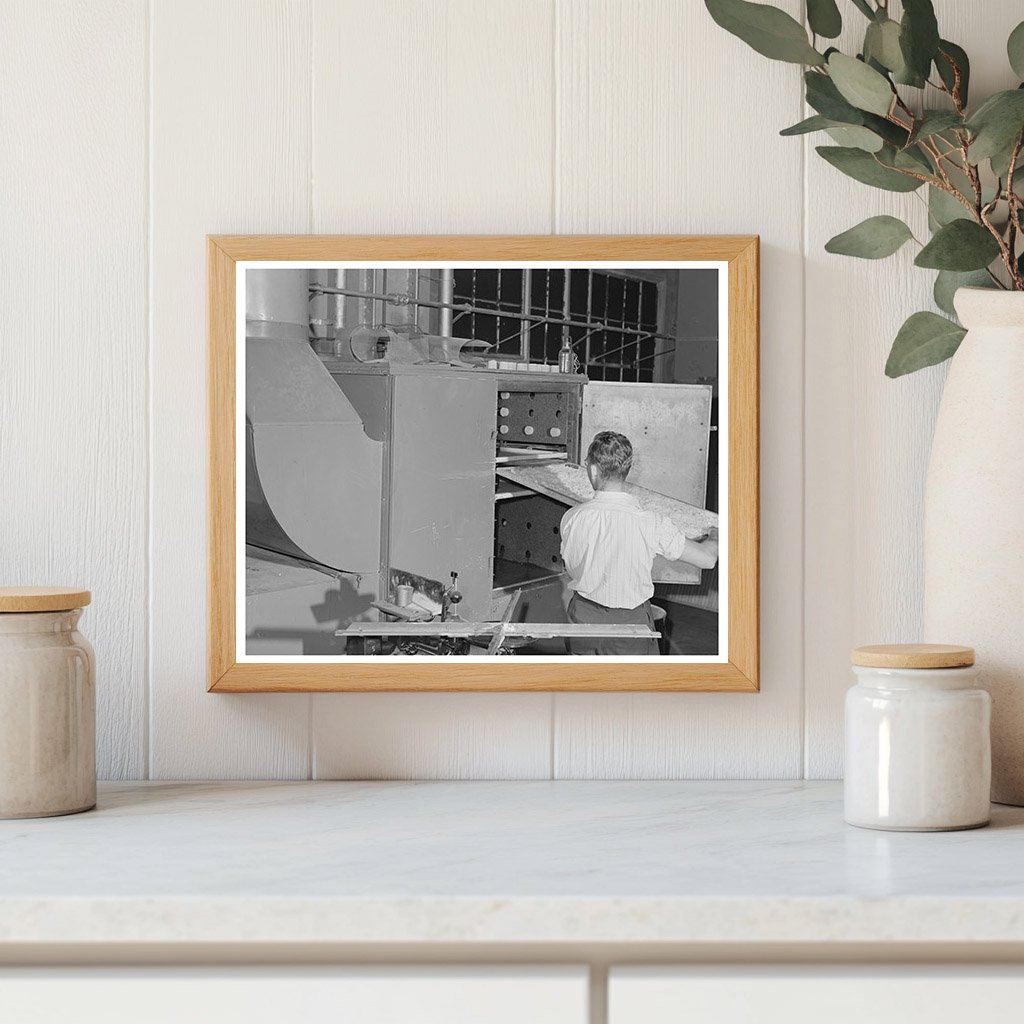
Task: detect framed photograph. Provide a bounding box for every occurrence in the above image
[208,236,758,692]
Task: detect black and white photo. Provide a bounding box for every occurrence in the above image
[242,262,726,660]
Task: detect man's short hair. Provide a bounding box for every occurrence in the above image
[586,431,633,481]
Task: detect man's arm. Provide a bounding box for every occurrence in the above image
[680,531,719,570]
[655,519,719,569]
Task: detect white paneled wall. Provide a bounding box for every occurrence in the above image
[2,0,1013,780]
[0,1,148,778]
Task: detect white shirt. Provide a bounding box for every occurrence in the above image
[559,491,688,609]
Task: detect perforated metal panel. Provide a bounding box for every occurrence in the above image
[494,493,565,572]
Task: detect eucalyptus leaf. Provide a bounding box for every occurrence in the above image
[863,112,910,148]
[1009,20,1024,80]
[928,185,970,227]
[967,89,1024,163]
[933,270,992,318]
[942,161,981,204]
[899,0,940,84]
[807,0,841,39]
[935,40,970,107]
[705,0,825,64]
[816,145,923,191]
[885,311,966,377]
[914,220,1001,271]
[907,111,963,147]
[990,132,1024,183]
[780,114,834,136]
[864,19,905,74]
[805,70,868,123]
[825,215,914,259]
[827,52,894,116]
[850,0,875,19]
[876,143,933,176]
[826,125,884,152]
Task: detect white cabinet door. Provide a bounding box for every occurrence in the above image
[609,967,1024,1024]
[0,966,588,1024]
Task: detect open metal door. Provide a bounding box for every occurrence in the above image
[581,381,714,584]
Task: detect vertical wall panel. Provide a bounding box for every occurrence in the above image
[308,0,557,779]
[551,0,806,778]
[9,0,1005,782]
[0,1,148,779]
[148,0,312,778]
[803,2,1024,778]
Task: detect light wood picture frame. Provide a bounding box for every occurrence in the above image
[209,235,759,692]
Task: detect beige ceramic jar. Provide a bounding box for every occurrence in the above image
[0,587,95,818]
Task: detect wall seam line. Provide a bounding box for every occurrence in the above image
[144,0,154,782]
[550,0,561,779]
[800,15,810,781]
[551,0,561,235]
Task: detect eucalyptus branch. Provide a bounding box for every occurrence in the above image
[935,47,966,116]
[1007,136,1024,287]
[704,0,1024,374]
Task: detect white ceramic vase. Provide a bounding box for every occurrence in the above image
[923,287,1024,805]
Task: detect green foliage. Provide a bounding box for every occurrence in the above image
[804,71,864,123]
[899,0,940,84]
[907,110,962,147]
[780,114,833,136]
[935,40,970,106]
[704,0,824,64]
[1008,21,1024,80]
[825,216,914,259]
[780,114,883,151]
[928,185,969,228]
[885,312,966,378]
[806,0,841,39]
[915,220,1002,272]
[864,20,905,77]
[827,53,894,117]
[967,90,1024,163]
[826,125,884,152]
[816,146,923,192]
[704,0,1024,377]
[934,270,991,317]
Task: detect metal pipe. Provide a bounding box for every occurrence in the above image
[520,271,532,361]
[308,284,674,342]
[584,270,593,369]
[561,269,571,359]
[439,269,454,337]
[592,331,660,365]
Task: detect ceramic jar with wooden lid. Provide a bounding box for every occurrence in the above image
[0,587,95,818]
[845,644,991,832]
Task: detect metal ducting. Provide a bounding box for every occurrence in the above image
[245,269,381,573]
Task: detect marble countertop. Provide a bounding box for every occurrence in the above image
[2,780,1024,948]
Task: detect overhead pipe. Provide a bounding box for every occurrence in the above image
[308,283,673,344]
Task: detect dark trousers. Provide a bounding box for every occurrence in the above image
[566,593,660,657]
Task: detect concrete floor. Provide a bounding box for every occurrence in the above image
[660,601,719,656]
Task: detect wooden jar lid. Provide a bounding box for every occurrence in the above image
[0,587,91,612]
[851,643,975,669]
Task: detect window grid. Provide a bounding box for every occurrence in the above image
[451,269,660,383]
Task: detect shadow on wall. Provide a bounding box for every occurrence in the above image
[247,570,375,655]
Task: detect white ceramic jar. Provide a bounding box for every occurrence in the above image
[844,644,990,832]
[0,587,95,818]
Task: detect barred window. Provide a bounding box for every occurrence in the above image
[451,269,661,382]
